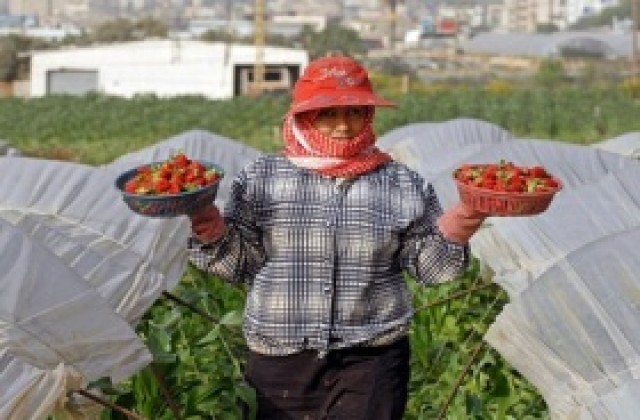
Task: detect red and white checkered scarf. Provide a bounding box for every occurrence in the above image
[282,109,392,178]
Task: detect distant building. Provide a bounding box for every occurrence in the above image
[28,40,308,98]
[6,0,73,19]
[0,26,81,40]
[0,13,37,28]
[188,15,327,39]
[271,14,327,33]
[500,0,620,33]
[5,0,90,26]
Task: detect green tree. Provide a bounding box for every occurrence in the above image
[0,35,50,81]
[92,18,168,43]
[0,37,18,81]
[535,59,567,87]
[536,23,560,33]
[135,17,169,38]
[92,18,137,43]
[570,0,633,29]
[300,23,366,59]
[366,57,417,78]
[199,29,294,48]
[199,29,237,43]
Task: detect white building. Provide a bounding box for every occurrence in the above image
[29,39,308,98]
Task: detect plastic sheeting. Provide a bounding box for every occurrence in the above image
[376,117,513,151]
[0,158,189,324]
[593,132,640,160]
[1,130,263,419]
[0,219,152,419]
[462,32,633,58]
[378,119,640,419]
[0,353,84,420]
[0,157,187,419]
[480,166,640,420]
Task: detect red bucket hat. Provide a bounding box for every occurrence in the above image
[288,56,396,115]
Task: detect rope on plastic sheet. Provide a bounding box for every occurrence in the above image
[74,389,145,420]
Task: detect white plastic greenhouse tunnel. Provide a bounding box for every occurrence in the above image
[592,132,640,160]
[1,120,639,419]
[0,157,188,418]
[378,118,640,419]
[0,129,265,419]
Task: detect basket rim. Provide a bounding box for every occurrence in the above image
[454,176,563,198]
[115,160,224,201]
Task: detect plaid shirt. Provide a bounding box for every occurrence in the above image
[189,155,469,356]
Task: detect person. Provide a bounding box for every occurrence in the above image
[188,55,486,419]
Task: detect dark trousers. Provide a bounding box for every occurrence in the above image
[244,337,410,420]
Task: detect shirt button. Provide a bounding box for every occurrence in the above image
[323,286,331,294]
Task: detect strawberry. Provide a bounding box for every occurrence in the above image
[124,179,139,193]
[168,182,181,194]
[153,178,170,193]
[122,154,220,196]
[456,160,558,194]
[173,153,190,168]
[529,166,547,178]
[188,161,206,175]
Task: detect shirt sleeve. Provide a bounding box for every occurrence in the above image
[398,182,470,285]
[187,171,266,284]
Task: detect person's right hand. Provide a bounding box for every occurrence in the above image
[189,204,226,243]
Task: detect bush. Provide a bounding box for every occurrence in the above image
[484,79,514,96]
[534,59,567,88]
[620,77,640,98]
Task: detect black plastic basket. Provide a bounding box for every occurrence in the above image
[115,161,224,218]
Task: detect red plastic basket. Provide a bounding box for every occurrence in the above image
[454,177,562,216]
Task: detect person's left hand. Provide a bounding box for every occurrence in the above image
[189,204,226,243]
[437,203,487,244]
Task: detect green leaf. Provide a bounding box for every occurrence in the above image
[220,310,244,326]
[86,377,120,394]
[235,382,257,420]
[196,327,220,345]
[490,371,511,398]
[146,324,171,354]
[153,351,177,364]
[465,393,483,416]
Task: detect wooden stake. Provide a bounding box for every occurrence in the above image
[162,291,218,324]
[149,363,183,420]
[412,282,499,315]
[75,389,145,420]
[437,341,487,420]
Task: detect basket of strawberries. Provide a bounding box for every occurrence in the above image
[453,160,562,216]
[115,152,224,218]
